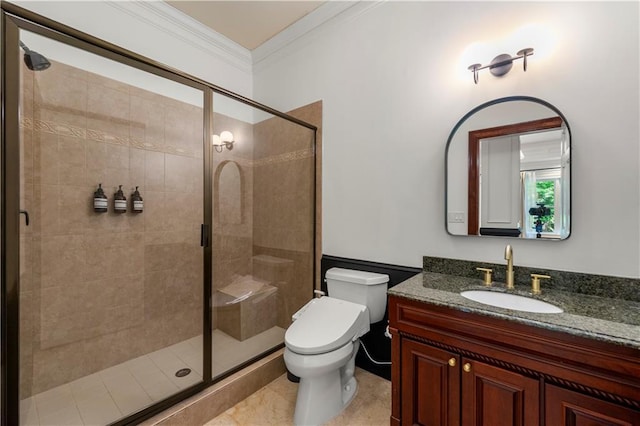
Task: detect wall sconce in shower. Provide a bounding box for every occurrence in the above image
[468,48,534,84]
[212,131,235,152]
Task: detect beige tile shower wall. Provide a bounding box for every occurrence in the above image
[211,113,254,294]
[19,59,204,397]
[252,109,316,328]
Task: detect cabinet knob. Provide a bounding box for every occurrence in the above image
[448,358,456,367]
[463,363,472,373]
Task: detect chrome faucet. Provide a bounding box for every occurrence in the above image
[504,244,514,289]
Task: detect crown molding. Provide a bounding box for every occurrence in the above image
[104,1,385,74]
[251,1,357,64]
[252,0,386,70]
[106,0,252,73]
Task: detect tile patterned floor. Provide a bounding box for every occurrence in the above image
[205,368,391,426]
[20,327,284,425]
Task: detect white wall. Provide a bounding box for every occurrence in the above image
[13,0,253,98]
[253,1,640,278]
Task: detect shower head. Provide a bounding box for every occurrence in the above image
[19,41,51,71]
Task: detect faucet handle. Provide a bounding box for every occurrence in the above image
[530,274,551,295]
[476,267,493,286]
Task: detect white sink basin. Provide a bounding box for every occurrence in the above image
[460,290,563,314]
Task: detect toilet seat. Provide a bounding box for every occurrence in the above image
[285,297,369,355]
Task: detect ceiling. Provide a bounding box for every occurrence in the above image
[166,1,326,50]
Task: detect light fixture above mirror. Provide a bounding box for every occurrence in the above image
[212,130,235,152]
[468,48,534,84]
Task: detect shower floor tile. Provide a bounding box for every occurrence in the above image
[212,326,285,376]
[20,326,284,425]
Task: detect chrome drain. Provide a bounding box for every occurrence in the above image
[175,368,191,378]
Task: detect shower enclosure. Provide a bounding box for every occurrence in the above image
[209,95,316,377]
[1,5,316,425]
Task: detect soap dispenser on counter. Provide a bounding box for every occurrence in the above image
[114,185,127,214]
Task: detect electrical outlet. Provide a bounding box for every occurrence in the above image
[448,212,465,223]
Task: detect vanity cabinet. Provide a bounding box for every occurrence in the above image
[389,295,640,426]
[400,338,538,426]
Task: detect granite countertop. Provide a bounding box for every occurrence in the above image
[389,271,640,350]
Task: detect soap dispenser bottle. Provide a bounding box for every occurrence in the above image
[93,183,108,213]
[114,185,127,214]
[131,186,143,213]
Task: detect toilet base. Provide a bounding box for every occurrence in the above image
[288,341,360,426]
[293,371,358,426]
[341,376,358,406]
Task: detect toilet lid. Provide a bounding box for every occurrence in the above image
[285,297,368,355]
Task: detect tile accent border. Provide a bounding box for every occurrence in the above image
[253,148,314,167]
[21,117,314,166]
[22,117,203,159]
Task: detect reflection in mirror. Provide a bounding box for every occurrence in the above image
[446,97,571,240]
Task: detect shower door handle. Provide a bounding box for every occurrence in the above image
[20,209,29,226]
[200,224,209,247]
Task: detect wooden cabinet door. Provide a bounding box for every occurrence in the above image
[546,384,640,426]
[401,339,460,426]
[461,358,539,426]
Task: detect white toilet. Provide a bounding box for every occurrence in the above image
[284,267,389,425]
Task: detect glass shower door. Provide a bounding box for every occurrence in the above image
[210,92,316,378]
[16,28,206,425]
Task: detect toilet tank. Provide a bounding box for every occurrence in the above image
[325,267,389,323]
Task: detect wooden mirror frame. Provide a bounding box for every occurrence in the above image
[467,116,563,235]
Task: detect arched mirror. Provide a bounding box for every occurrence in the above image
[445,96,571,240]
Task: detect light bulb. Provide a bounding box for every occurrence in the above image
[220,131,234,143]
